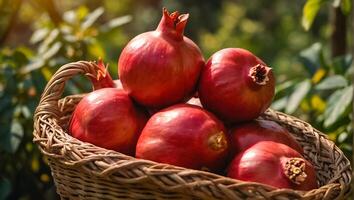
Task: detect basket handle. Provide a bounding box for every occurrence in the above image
[34,61,102,128]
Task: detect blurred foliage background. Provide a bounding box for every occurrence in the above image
[0,0,352,199]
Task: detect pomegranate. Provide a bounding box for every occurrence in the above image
[227,141,318,190]
[198,48,275,123]
[69,88,148,156]
[136,104,229,172]
[230,119,303,157]
[118,8,204,109]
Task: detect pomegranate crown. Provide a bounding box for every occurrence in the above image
[283,157,307,185]
[86,59,114,90]
[248,63,272,86]
[156,8,189,40]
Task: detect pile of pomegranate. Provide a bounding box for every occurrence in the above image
[69,8,318,191]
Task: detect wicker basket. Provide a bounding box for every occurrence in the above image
[33,61,352,200]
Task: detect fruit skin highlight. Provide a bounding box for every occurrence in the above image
[136,104,229,172]
[227,141,318,190]
[69,88,148,156]
[118,8,204,109]
[198,48,275,123]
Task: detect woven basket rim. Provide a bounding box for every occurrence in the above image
[33,61,352,199]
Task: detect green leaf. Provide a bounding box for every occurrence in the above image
[16,46,34,58]
[341,0,352,15]
[337,132,348,143]
[271,96,288,111]
[275,80,295,94]
[42,42,62,60]
[0,178,11,200]
[339,143,352,152]
[324,85,353,127]
[302,0,326,31]
[38,29,59,54]
[20,41,61,74]
[20,59,45,74]
[315,75,347,90]
[100,15,132,32]
[9,120,24,153]
[81,7,104,30]
[285,79,311,114]
[299,43,323,75]
[12,50,29,66]
[63,10,77,24]
[30,28,49,44]
[332,54,352,74]
[21,105,31,119]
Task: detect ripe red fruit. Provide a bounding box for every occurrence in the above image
[69,88,148,156]
[229,119,303,157]
[118,8,204,109]
[227,141,318,190]
[198,48,275,123]
[136,104,229,172]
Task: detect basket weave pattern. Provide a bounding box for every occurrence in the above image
[33,61,351,199]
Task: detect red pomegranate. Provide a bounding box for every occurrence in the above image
[69,88,148,156]
[118,8,204,109]
[227,141,318,190]
[198,48,275,123]
[136,104,229,172]
[229,119,303,157]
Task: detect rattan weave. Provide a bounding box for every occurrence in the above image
[33,61,352,199]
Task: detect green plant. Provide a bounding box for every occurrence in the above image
[302,0,351,30]
[0,5,130,199]
[272,43,353,158]
[271,0,353,160]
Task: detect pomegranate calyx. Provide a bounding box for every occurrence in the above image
[157,8,189,40]
[248,64,271,85]
[208,131,227,151]
[284,158,307,185]
[86,59,115,90]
